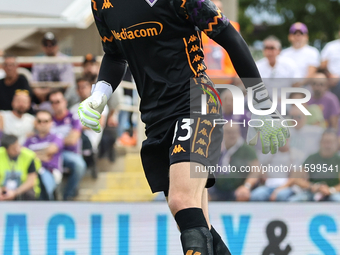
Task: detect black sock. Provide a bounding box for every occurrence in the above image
[210,226,232,255]
[175,208,213,255]
[175,208,208,232]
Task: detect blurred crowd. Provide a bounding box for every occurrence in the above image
[0,0,340,202]
[0,32,137,201]
[207,12,340,202]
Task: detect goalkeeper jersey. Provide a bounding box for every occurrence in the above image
[92,0,229,134]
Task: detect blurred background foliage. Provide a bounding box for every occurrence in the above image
[239,0,340,49]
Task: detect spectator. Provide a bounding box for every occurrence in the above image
[251,140,305,201]
[321,26,340,78]
[221,89,250,139]
[308,70,340,129]
[24,110,63,200]
[281,22,320,80]
[288,130,340,201]
[289,106,324,161]
[289,92,325,127]
[82,54,99,83]
[0,134,39,201]
[256,36,299,97]
[208,124,260,201]
[0,90,35,144]
[31,32,78,106]
[316,67,340,104]
[48,90,86,200]
[70,77,109,152]
[0,54,31,111]
[31,86,54,114]
[0,49,5,79]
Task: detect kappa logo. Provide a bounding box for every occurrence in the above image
[102,0,113,9]
[192,55,204,64]
[199,128,208,137]
[196,138,207,146]
[188,35,198,43]
[171,144,186,155]
[194,147,205,156]
[112,21,163,41]
[201,120,212,126]
[186,251,201,255]
[145,0,158,7]
[208,96,215,104]
[197,63,206,72]
[189,45,199,53]
[210,106,218,114]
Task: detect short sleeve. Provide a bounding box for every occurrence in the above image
[23,138,30,148]
[19,75,32,96]
[27,159,36,174]
[309,48,320,68]
[330,94,340,117]
[172,0,229,38]
[52,135,64,151]
[303,154,314,165]
[321,43,331,61]
[71,114,82,131]
[91,0,125,57]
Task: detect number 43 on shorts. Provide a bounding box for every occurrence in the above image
[172,118,194,143]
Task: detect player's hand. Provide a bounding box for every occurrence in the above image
[78,90,108,133]
[246,83,290,154]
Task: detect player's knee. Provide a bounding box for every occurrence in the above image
[167,193,192,215]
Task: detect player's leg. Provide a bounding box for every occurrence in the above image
[168,162,213,255]
[201,188,211,228]
[202,189,232,255]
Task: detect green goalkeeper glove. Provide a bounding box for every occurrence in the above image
[246,83,290,154]
[78,81,112,133]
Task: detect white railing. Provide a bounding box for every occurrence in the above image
[1,56,103,64]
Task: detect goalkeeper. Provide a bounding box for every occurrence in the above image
[79,0,289,254]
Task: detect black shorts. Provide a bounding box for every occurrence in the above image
[141,115,223,195]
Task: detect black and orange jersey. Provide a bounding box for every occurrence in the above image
[92,0,229,133]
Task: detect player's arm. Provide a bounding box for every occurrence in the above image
[172,0,261,87]
[212,25,263,87]
[92,0,127,88]
[173,0,289,154]
[216,25,291,153]
[78,0,127,132]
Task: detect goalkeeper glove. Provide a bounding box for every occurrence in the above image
[78,81,112,133]
[246,83,290,154]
